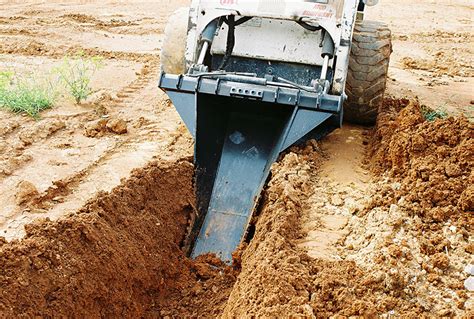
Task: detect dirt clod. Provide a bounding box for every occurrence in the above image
[106,118,128,134]
[15,180,40,205]
[432,253,450,270]
[84,117,128,137]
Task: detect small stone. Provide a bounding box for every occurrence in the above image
[389,204,401,216]
[84,118,108,137]
[464,276,474,291]
[330,195,344,206]
[30,209,48,214]
[106,118,128,134]
[15,181,39,206]
[392,182,401,190]
[52,196,65,203]
[464,264,474,276]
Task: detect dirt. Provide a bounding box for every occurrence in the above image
[0,159,232,318]
[1,160,189,316]
[222,146,412,318]
[0,158,235,318]
[0,0,473,317]
[343,99,473,316]
[366,1,474,119]
[367,99,473,226]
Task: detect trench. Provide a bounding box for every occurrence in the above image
[0,159,220,318]
[0,99,472,318]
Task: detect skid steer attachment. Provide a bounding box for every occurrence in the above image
[159,0,386,262]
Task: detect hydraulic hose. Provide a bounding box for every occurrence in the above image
[218,15,235,70]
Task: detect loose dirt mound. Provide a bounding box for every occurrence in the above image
[368,98,473,226]
[342,99,473,316]
[222,145,417,317]
[0,159,212,317]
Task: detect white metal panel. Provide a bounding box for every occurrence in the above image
[200,0,344,21]
[211,18,331,66]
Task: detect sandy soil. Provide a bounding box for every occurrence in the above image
[366,0,474,118]
[0,0,472,318]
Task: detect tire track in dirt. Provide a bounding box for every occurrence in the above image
[0,60,193,240]
[0,118,68,180]
[298,125,371,260]
[0,39,159,63]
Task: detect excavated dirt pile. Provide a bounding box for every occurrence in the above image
[0,159,233,318]
[343,99,473,316]
[224,100,473,317]
[223,144,417,318]
[368,98,473,224]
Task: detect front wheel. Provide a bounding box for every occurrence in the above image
[160,7,189,74]
[344,20,392,125]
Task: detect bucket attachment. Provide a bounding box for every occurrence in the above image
[159,73,342,262]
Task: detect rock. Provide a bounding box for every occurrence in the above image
[431,253,449,270]
[30,209,48,214]
[15,181,39,206]
[388,204,403,226]
[330,194,344,206]
[52,196,65,203]
[84,118,108,137]
[392,182,402,190]
[464,276,474,291]
[106,118,128,134]
[464,264,474,276]
[389,204,401,215]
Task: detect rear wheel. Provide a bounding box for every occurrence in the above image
[344,20,392,125]
[160,7,189,74]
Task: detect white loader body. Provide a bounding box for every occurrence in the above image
[185,0,361,94]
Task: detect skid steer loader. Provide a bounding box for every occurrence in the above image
[159,0,391,262]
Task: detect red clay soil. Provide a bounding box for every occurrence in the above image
[223,100,473,317]
[367,98,473,228]
[0,159,232,318]
[1,100,472,318]
[222,144,420,318]
[159,254,237,318]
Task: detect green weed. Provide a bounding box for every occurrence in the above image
[0,71,13,89]
[55,52,103,104]
[0,71,57,119]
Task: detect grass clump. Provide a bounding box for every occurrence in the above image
[0,52,103,118]
[0,71,57,119]
[55,52,103,104]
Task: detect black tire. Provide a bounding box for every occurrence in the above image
[344,20,392,125]
[160,7,189,74]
